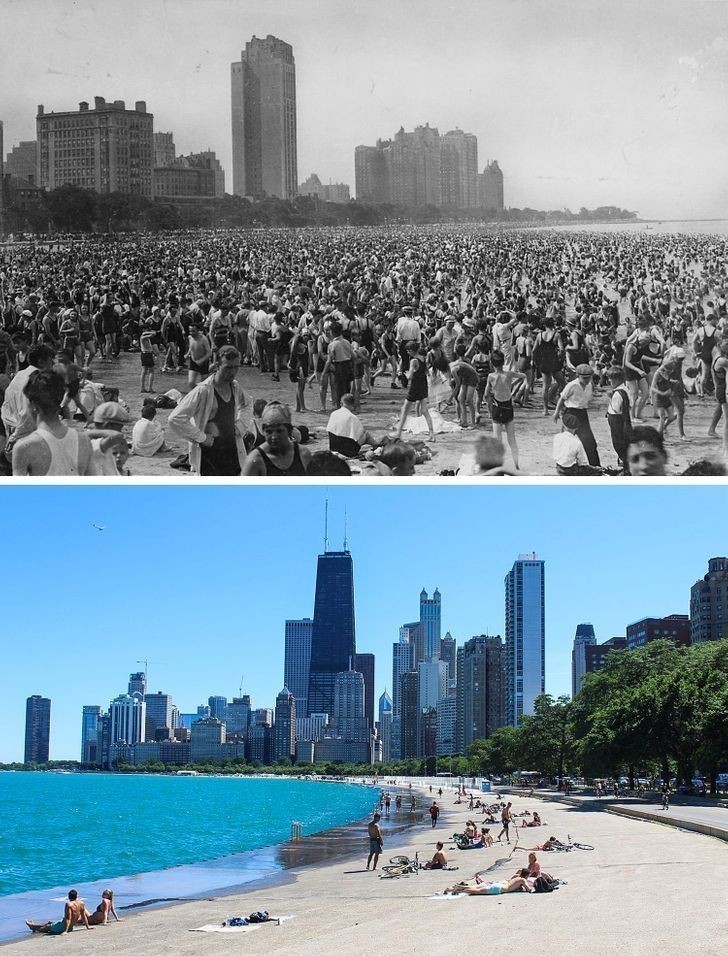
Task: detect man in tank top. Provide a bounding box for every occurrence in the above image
[168,345,248,475]
[11,369,93,475]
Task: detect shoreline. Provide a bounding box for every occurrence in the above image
[5,782,727,955]
[0,782,425,946]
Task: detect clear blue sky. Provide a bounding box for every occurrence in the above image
[2,484,725,761]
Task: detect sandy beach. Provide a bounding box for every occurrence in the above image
[67,353,725,477]
[7,784,727,955]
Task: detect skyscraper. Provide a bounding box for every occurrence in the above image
[273,688,296,763]
[128,672,146,698]
[144,692,175,741]
[505,554,545,726]
[207,696,228,720]
[391,632,415,761]
[285,618,313,716]
[455,635,505,752]
[81,705,103,764]
[478,160,504,212]
[231,35,298,199]
[400,671,420,759]
[378,691,392,763]
[420,588,442,660]
[109,694,146,746]
[690,557,728,643]
[571,624,597,699]
[440,632,456,681]
[440,129,478,208]
[25,695,50,763]
[307,550,356,717]
[354,652,375,730]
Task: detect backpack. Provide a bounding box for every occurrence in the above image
[534,875,555,893]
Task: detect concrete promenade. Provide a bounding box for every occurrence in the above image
[5,785,727,956]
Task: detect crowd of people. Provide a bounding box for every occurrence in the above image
[2,225,727,476]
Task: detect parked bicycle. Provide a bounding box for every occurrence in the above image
[380,853,420,878]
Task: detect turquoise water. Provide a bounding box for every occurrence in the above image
[0,772,378,897]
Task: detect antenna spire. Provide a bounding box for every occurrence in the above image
[324,494,329,553]
[343,506,348,551]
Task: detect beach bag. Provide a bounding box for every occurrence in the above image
[534,876,555,893]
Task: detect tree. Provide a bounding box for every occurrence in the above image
[519,695,575,779]
[471,726,523,777]
[44,185,96,232]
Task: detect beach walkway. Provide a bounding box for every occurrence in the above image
[6,784,727,955]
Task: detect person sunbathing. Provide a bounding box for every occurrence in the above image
[81,889,122,926]
[521,812,543,827]
[423,842,449,869]
[480,828,494,846]
[512,853,541,880]
[26,889,92,934]
[444,875,534,895]
[515,836,558,852]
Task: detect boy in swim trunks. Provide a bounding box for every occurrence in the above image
[483,351,527,470]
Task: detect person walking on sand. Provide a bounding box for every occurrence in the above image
[393,341,436,442]
[497,801,514,844]
[429,801,440,828]
[483,350,527,470]
[366,812,384,871]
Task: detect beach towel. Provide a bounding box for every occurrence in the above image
[190,915,294,933]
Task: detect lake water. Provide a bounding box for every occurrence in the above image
[0,772,381,942]
[539,219,728,236]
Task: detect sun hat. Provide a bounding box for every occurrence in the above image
[93,401,130,424]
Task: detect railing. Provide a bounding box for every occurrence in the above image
[290,820,303,841]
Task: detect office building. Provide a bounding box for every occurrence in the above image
[299,173,350,203]
[571,624,597,698]
[378,691,392,763]
[400,671,420,759]
[37,97,153,196]
[418,659,448,711]
[109,694,146,745]
[440,129,478,208]
[144,691,175,741]
[420,588,442,660]
[478,159,504,212]
[626,615,691,650]
[354,652,375,730]
[273,688,296,763]
[128,672,146,697]
[391,631,415,760]
[5,139,38,185]
[231,34,298,199]
[690,557,728,643]
[224,696,251,738]
[154,131,176,167]
[190,717,226,763]
[296,713,328,742]
[505,554,545,726]
[285,618,313,716]
[456,635,505,752]
[248,721,273,764]
[153,150,224,200]
[307,550,356,717]
[440,632,456,681]
[208,696,227,719]
[436,696,457,756]
[24,695,51,763]
[81,705,103,764]
[354,145,388,204]
[584,636,628,675]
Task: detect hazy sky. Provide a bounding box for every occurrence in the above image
[1,484,724,762]
[2,0,727,218]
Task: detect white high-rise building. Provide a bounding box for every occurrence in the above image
[109,694,146,745]
[505,554,545,726]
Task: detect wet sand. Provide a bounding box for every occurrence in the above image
[5,784,726,955]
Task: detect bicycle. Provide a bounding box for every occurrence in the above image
[380,853,420,878]
[549,837,594,852]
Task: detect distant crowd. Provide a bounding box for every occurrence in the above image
[1,226,727,476]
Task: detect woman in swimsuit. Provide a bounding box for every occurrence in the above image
[708,339,728,458]
[533,318,565,415]
[393,341,435,443]
[83,889,122,926]
[241,403,311,476]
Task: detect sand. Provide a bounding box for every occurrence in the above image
[71,354,725,477]
[7,784,727,955]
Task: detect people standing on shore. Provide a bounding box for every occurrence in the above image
[497,802,514,844]
[429,801,440,828]
[366,813,384,871]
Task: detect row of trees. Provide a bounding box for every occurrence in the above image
[466,640,728,792]
[3,184,637,234]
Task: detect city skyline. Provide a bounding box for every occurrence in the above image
[1,0,726,218]
[2,485,726,762]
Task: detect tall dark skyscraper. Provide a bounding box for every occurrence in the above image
[307,550,356,717]
[25,695,51,763]
[231,34,298,199]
